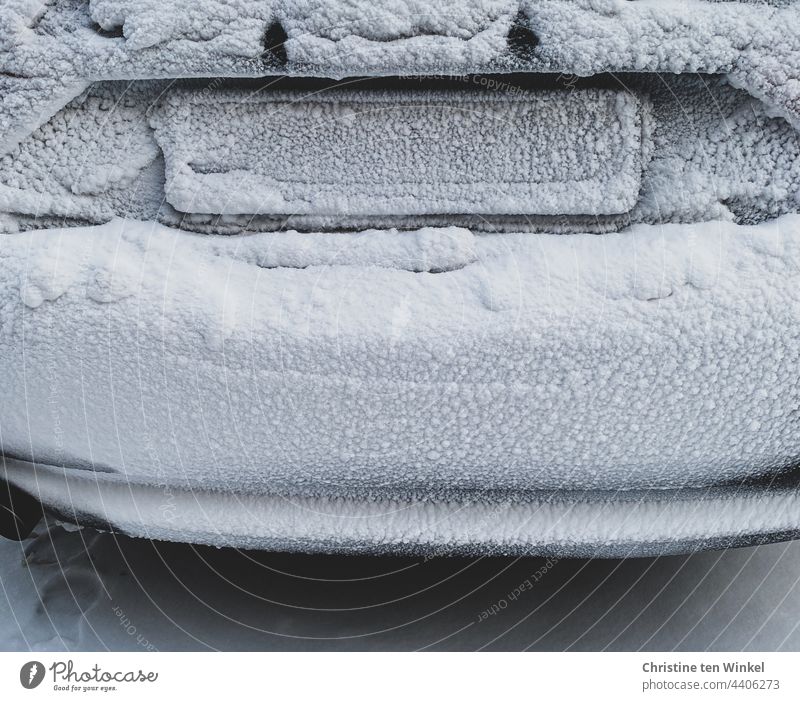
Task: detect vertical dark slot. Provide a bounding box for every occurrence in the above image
[506,11,539,62]
[263,22,288,65]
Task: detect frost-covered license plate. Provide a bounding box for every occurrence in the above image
[151,88,647,218]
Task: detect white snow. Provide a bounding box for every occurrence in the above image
[279,0,517,73]
[201,226,479,273]
[0,89,158,225]
[3,74,799,233]
[2,0,800,559]
[89,0,276,53]
[0,76,88,158]
[3,0,800,156]
[4,457,800,555]
[152,88,644,217]
[3,215,800,500]
[523,0,800,129]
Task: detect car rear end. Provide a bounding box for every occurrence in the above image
[1,0,800,554]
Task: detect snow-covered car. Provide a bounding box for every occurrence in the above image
[2,0,800,555]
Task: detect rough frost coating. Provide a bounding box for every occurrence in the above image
[4,0,800,147]
[3,0,800,555]
[3,75,799,233]
[7,459,800,555]
[89,0,276,53]
[153,88,644,217]
[189,226,479,273]
[4,216,800,497]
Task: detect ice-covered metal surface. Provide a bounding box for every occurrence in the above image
[152,88,644,218]
[3,1,800,554]
[4,0,800,155]
[5,458,800,556]
[4,216,800,497]
[2,75,799,233]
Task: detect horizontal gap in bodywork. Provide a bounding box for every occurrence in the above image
[174,72,635,95]
[165,211,629,236]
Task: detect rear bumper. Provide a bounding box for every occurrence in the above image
[2,214,800,554]
[5,458,800,556]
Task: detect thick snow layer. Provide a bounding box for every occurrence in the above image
[191,226,479,273]
[152,88,644,217]
[89,0,276,53]
[0,77,88,157]
[3,1,800,156]
[3,215,800,497]
[0,89,159,223]
[3,75,798,232]
[279,0,517,73]
[2,0,800,558]
[88,0,517,62]
[523,1,800,129]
